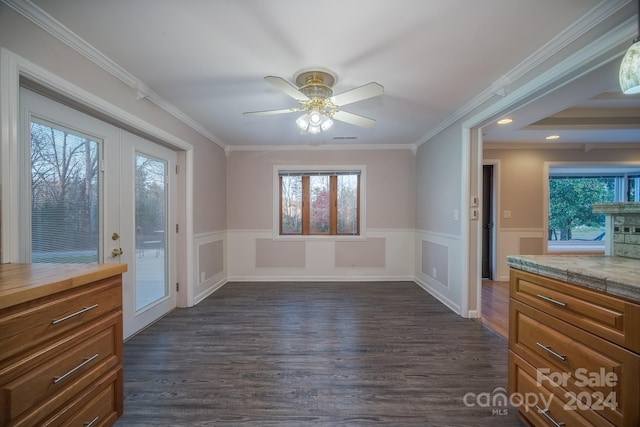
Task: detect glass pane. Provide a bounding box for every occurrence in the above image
[281,176,302,234]
[310,175,330,233]
[628,177,640,201]
[30,121,100,263]
[548,177,614,242]
[337,175,359,234]
[135,153,168,310]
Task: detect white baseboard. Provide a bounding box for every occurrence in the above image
[413,276,461,315]
[194,277,228,305]
[226,275,415,282]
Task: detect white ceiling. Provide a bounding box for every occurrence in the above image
[18,0,640,148]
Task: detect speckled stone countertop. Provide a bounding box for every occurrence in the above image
[506,255,640,303]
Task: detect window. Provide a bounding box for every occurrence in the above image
[547,166,640,252]
[30,119,101,263]
[279,170,360,236]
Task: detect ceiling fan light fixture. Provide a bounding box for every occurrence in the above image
[321,117,334,131]
[619,0,640,94]
[308,124,322,134]
[296,114,309,130]
[244,68,383,134]
[620,39,640,94]
[309,110,323,126]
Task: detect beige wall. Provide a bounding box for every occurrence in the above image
[484,146,640,279]
[226,149,416,231]
[225,148,416,280]
[415,125,463,235]
[414,124,465,315]
[485,147,640,229]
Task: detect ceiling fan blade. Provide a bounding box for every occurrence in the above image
[330,82,384,106]
[264,76,310,102]
[332,110,376,128]
[243,107,302,116]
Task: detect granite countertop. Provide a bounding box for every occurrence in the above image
[507,255,640,303]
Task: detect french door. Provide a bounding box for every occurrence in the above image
[20,87,177,339]
[119,131,176,338]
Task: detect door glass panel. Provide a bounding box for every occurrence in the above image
[30,120,100,263]
[310,175,330,233]
[135,153,168,310]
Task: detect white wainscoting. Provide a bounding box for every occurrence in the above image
[414,229,463,315]
[193,230,227,305]
[494,228,545,281]
[226,229,415,282]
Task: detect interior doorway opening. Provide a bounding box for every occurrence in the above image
[481,164,495,280]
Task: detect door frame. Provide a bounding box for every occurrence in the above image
[1,48,196,308]
[461,19,631,318]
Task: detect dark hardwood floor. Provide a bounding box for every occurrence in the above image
[115,282,523,426]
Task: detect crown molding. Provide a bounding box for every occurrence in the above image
[4,0,633,152]
[2,0,227,149]
[416,0,634,147]
[484,142,640,151]
[226,143,415,153]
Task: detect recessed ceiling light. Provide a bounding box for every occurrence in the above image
[545,135,560,140]
[497,118,513,125]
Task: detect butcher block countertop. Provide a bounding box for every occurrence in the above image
[0,263,127,310]
[507,255,640,303]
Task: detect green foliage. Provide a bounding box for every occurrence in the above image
[548,177,614,240]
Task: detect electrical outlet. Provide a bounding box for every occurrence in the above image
[432,267,437,279]
[200,272,206,282]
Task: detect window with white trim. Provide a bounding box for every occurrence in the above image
[279,170,361,236]
[548,166,640,252]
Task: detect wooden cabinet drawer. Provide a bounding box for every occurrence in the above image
[0,276,122,364]
[42,371,119,427]
[0,314,120,426]
[510,300,640,426]
[509,351,614,427]
[510,269,640,352]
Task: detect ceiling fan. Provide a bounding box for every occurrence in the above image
[243,68,384,133]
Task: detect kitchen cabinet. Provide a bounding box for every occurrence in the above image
[0,263,126,427]
[509,267,640,427]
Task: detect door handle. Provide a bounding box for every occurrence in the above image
[111,248,123,257]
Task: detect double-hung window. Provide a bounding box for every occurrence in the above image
[279,170,361,236]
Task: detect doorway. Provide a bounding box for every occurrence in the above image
[20,87,177,339]
[481,164,495,280]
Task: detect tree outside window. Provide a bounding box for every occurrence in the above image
[547,168,640,252]
[279,171,360,236]
[548,177,614,241]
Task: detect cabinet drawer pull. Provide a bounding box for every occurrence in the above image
[536,405,565,427]
[52,304,99,325]
[84,416,100,427]
[536,342,567,361]
[536,294,566,307]
[52,354,99,384]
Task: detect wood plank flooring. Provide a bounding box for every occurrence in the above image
[115,281,523,426]
[478,280,510,339]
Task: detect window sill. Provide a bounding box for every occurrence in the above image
[547,242,605,254]
[273,233,366,242]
